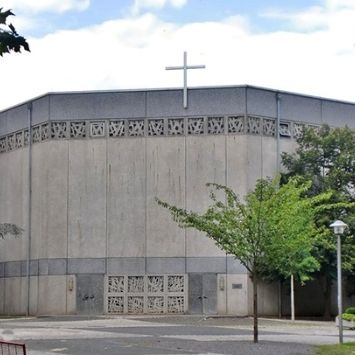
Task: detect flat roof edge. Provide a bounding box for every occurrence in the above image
[1,84,355,113]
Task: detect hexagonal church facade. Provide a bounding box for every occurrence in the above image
[0,85,354,316]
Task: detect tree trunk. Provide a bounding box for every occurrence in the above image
[253,275,258,343]
[322,275,333,320]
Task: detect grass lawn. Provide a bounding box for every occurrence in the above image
[314,342,355,354]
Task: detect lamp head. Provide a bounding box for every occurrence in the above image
[330,220,347,235]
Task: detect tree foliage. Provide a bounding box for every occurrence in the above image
[157,177,335,341]
[281,125,355,317]
[0,7,30,56]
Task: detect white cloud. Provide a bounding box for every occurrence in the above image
[1,0,90,13]
[131,0,187,15]
[1,0,355,111]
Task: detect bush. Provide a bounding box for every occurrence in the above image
[342,313,355,322]
[344,307,355,315]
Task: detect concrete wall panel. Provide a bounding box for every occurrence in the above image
[32,96,50,125]
[186,135,226,257]
[226,135,248,199]
[245,135,263,191]
[217,274,249,316]
[0,104,27,136]
[31,141,68,259]
[49,92,146,120]
[146,137,185,257]
[68,140,106,258]
[0,149,28,262]
[4,277,27,315]
[37,276,67,315]
[147,88,246,117]
[247,88,276,118]
[107,138,145,257]
[322,100,355,128]
[280,94,322,124]
[261,136,277,179]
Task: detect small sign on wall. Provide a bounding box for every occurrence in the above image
[232,283,242,289]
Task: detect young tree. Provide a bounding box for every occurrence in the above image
[0,7,30,56]
[157,178,332,342]
[282,125,355,319]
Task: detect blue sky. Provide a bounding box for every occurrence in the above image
[1,0,355,110]
[16,0,322,37]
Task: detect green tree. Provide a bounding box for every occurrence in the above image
[0,7,30,56]
[282,125,355,319]
[157,178,332,342]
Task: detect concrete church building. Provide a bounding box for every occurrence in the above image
[0,85,354,316]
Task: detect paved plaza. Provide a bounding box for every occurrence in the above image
[0,315,354,354]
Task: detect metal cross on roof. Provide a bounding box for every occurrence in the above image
[165,51,206,109]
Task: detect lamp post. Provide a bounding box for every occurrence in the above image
[330,219,347,344]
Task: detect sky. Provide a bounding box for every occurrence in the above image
[1,0,355,110]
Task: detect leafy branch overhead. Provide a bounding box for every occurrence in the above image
[0,8,30,56]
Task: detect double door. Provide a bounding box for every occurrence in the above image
[189,273,217,315]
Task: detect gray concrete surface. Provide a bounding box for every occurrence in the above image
[1,315,354,355]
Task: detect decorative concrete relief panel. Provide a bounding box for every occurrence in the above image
[41,123,49,141]
[247,116,261,135]
[0,115,324,155]
[292,123,304,139]
[128,296,144,313]
[7,134,16,151]
[228,116,244,134]
[70,121,86,138]
[51,122,68,139]
[207,117,224,134]
[167,296,185,313]
[106,274,187,314]
[188,117,204,135]
[107,296,124,313]
[263,118,276,136]
[128,120,144,136]
[0,137,6,152]
[168,275,184,292]
[279,122,291,137]
[108,276,124,293]
[24,130,29,146]
[128,276,144,293]
[15,132,23,149]
[168,118,184,135]
[109,120,125,137]
[148,119,164,136]
[148,276,164,293]
[32,126,41,143]
[90,121,105,137]
[147,296,164,313]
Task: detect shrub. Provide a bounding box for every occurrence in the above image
[342,313,355,322]
[345,307,355,315]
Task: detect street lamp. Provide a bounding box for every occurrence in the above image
[330,219,347,344]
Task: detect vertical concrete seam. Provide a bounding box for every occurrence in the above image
[276,93,281,174]
[66,139,70,313]
[144,136,148,274]
[26,102,33,316]
[224,119,228,312]
[144,91,148,274]
[105,133,108,276]
[184,125,187,274]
